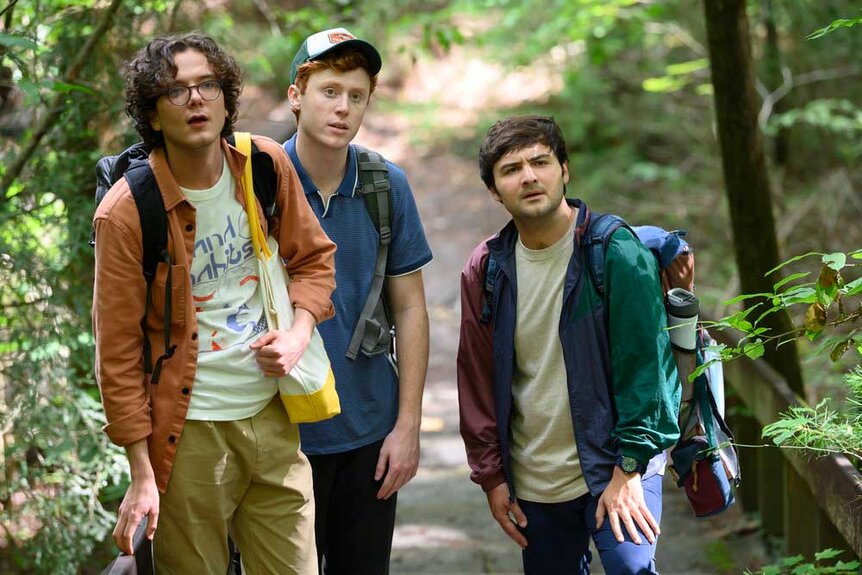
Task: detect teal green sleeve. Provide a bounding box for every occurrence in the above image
[605,228,681,468]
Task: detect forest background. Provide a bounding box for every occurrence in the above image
[0,0,860,573]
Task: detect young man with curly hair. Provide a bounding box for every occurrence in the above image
[93,33,336,573]
[283,28,432,574]
[458,116,680,574]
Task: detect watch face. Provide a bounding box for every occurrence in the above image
[621,456,638,473]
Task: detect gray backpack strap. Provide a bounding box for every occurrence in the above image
[346,145,394,362]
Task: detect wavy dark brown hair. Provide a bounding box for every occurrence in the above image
[479,116,569,191]
[123,33,243,149]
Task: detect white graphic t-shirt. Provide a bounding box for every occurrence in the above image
[182,158,276,420]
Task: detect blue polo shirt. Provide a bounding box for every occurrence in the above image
[284,135,433,455]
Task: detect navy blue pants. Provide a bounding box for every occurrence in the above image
[517,474,663,575]
[307,439,397,575]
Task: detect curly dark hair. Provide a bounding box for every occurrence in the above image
[479,116,568,191]
[123,33,243,149]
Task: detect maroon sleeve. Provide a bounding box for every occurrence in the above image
[457,242,506,492]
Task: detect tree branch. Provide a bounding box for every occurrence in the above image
[253,0,281,37]
[1,296,49,309]
[0,0,124,198]
[758,65,862,128]
[0,0,18,22]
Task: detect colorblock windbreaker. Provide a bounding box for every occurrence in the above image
[457,199,681,497]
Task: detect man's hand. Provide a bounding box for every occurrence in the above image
[595,466,659,545]
[251,308,317,376]
[374,420,420,500]
[113,474,159,554]
[486,482,528,549]
[250,329,310,376]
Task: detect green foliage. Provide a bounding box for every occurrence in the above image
[767,100,862,161]
[703,249,862,466]
[807,14,862,40]
[746,548,860,574]
[0,1,151,571]
[0,0,859,571]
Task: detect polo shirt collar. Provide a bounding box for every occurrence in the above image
[283,134,359,198]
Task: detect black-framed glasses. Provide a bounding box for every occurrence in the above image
[163,80,222,106]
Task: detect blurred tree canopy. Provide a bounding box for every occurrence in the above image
[0,0,860,572]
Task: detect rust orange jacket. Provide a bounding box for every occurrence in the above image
[92,136,336,492]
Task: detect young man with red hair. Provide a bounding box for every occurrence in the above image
[283,28,432,573]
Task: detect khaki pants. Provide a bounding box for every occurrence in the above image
[153,397,316,574]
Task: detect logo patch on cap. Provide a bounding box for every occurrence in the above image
[328,31,356,44]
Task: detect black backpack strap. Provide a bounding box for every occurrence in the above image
[582,212,630,297]
[346,145,393,361]
[125,160,175,384]
[479,253,499,325]
[227,134,278,231]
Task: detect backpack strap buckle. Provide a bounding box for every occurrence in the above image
[379,225,391,246]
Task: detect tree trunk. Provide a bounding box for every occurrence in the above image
[702,0,804,395]
[762,0,789,166]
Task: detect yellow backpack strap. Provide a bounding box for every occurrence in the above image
[234,132,270,258]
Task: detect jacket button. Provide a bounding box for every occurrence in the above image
[191,332,198,340]
[185,224,193,232]
[182,387,190,395]
[168,435,176,443]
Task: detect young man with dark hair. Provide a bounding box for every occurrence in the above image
[93,33,336,573]
[283,28,432,574]
[458,115,680,574]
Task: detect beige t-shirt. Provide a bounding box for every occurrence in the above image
[182,158,277,421]
[510,219,589,503]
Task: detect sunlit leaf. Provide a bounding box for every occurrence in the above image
[0,33,38,50]
[665,58,709,76]
[723,292,771,305]
[844,277,862,296]
[807,16,862,40]
[777,286,817,306]
[822,252,847,271]
[830,340,854,362]
[695,83,713,96]
[743,340,765,359]
[773,272,810,292]
[781,554,805,567]
[814,548,845,561]
[642,76,687,93]
[765,252,821,276]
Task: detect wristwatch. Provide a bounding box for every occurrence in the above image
[616,455,644,475]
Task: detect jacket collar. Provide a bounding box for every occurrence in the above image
[487,198,592,261]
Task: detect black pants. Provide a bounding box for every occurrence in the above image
[307,439,397,575]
